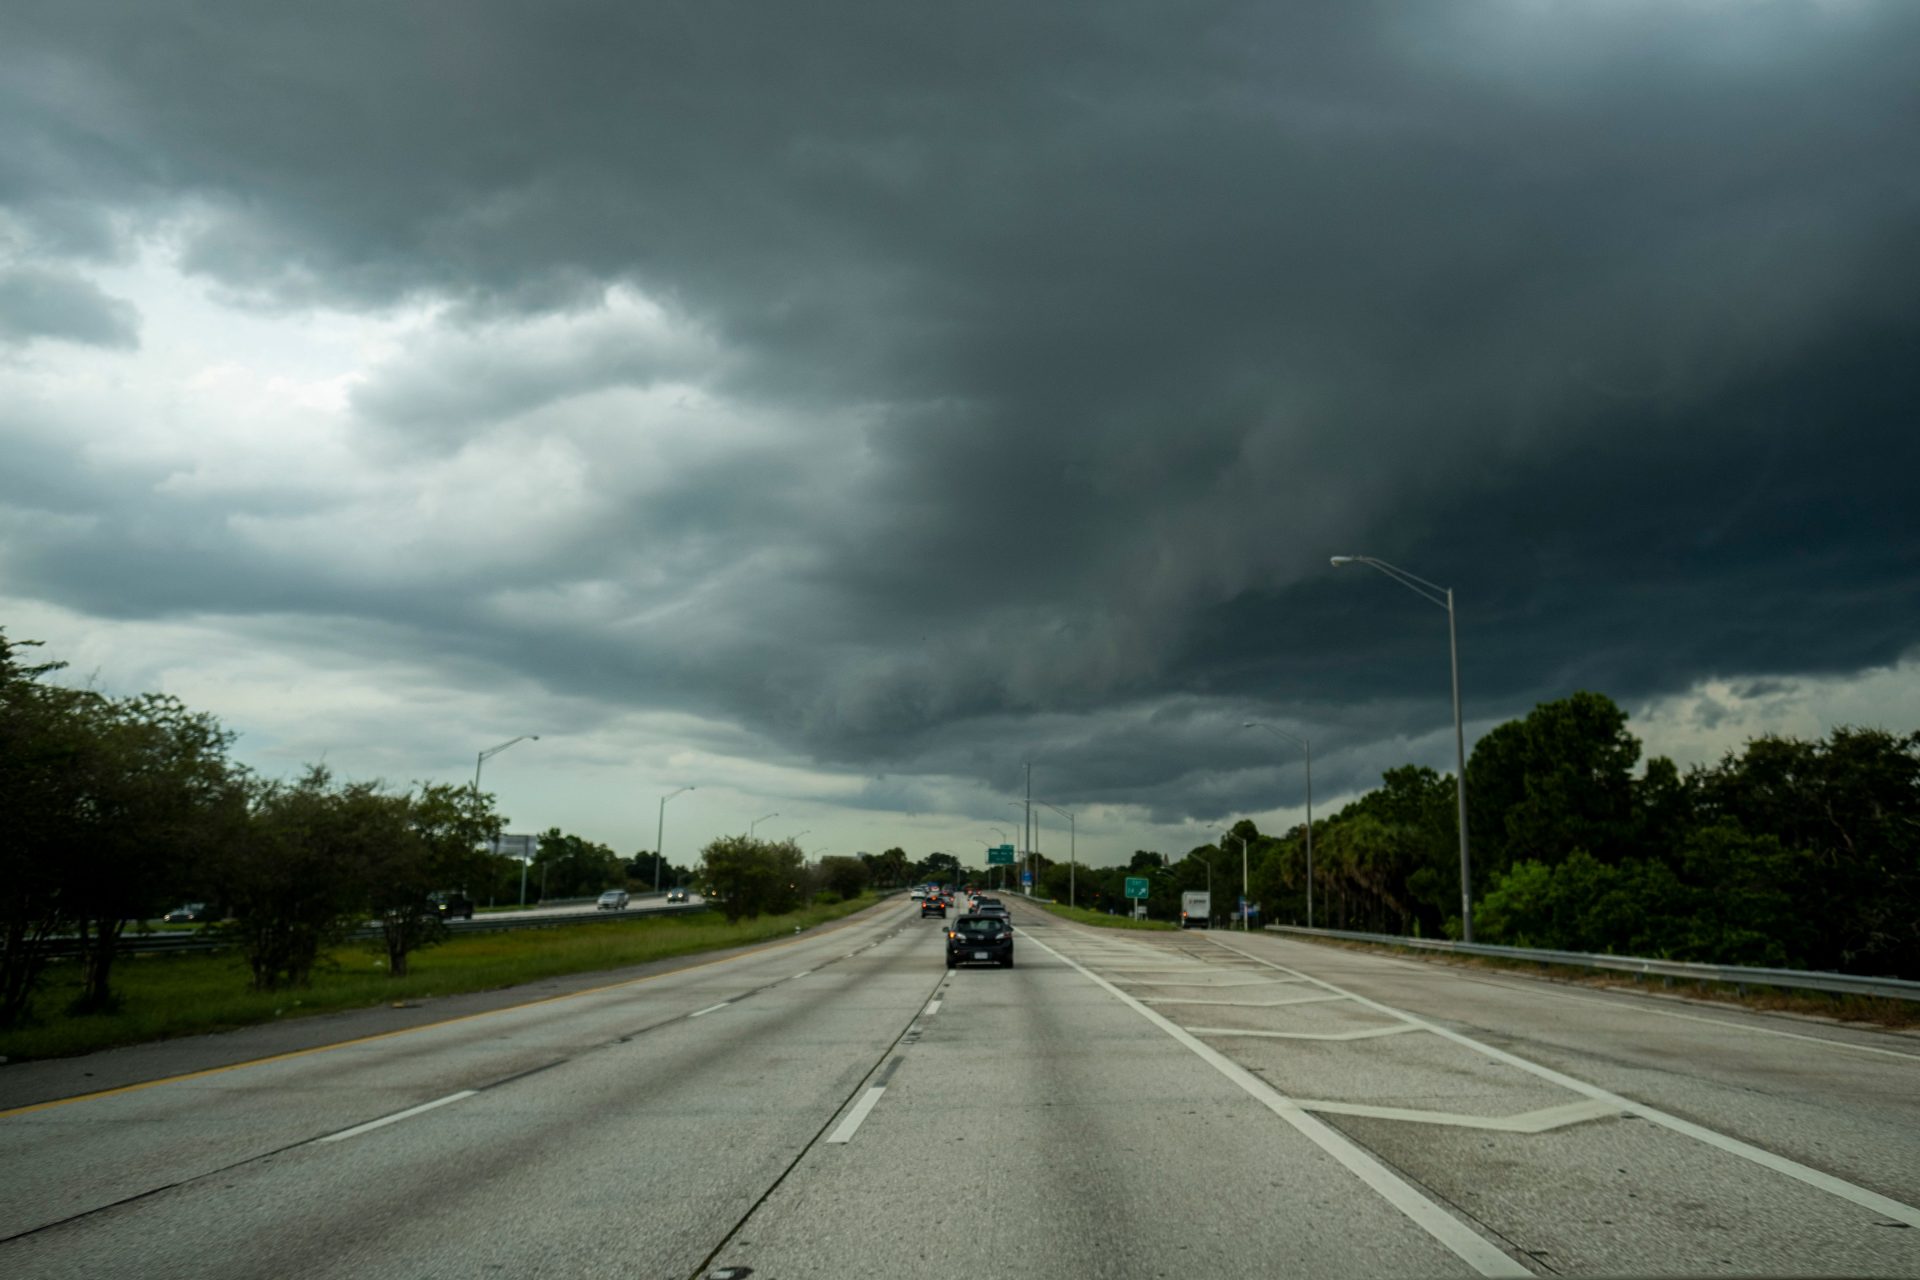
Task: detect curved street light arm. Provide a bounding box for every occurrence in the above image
[1332,555,1450,609]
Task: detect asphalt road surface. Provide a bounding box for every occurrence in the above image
[3,898,1917,1278]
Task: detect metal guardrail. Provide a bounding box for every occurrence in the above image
[36,901,712,959]
[1263,924,1920,1003]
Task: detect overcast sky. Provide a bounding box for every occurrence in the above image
[3,1,1916,871]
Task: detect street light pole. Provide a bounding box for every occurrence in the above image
[1331,554,1474,942]
[474,734,540,907]
[1244,722,1313,929]
[1024,762,1033,899]
[1037,802,1075,907]
[749,812,779,839]
[1222,831,1249,930]
[655,786,695,893]
[1005,800,1034,894]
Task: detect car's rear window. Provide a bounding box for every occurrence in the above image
[955,917,1004,934]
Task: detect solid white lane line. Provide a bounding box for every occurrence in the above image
[690,1002,730,1018]
[1188,1024,1420,1041]
[1143,994,1351,1008]
[825,1087,887,1144]
[1119,976,1300,989]
[1208,936,1920,1230]
[317,1091,476,1144]
[791,970,814,979]
[924,999,942,1016]
[1026,933,1529,1277]
[1296,1098,1625,1134]
[1617,1003,1920,1062]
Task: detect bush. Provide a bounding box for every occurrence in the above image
[699,836,806,921]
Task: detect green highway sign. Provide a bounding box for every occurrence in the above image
[987,844,1016,865]
[1124,876,1149,900]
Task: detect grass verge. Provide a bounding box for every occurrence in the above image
[1029,901,1177,931]
[0,894,885,1063]
[1280,933,1920,1031]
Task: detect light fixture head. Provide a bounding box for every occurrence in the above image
[1329,555,1355,567]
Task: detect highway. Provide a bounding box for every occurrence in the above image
[467,891,707,923]
[2,897,1917,1278]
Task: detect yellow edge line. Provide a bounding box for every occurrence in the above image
[0,901,891,1120]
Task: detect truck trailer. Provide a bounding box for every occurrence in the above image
[1180,890,1211,929]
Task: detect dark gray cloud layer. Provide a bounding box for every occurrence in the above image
[3,2,1918,818]
[0,266,139,347]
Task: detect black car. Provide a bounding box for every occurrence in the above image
[973,898,1010,921]
[947,914,1013,968]
[429,891,475,921]
[920,896,947,918]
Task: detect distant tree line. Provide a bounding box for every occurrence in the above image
[1067,692,1918,980]
[693,841,883,922]
[2,630,783,1028]
[1,631,524,1024]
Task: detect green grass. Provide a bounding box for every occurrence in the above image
[1029,901,1177,930]
[0,894,885,1063]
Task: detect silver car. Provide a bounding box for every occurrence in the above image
[596,889,630,910]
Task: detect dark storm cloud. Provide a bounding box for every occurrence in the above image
[3,1,1918,821]
[0,266,139,348]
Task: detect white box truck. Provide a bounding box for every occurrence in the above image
[1180,890,1211,929]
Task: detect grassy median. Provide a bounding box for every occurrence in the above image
[0,894,885,1063]
[1028,901,1176,931]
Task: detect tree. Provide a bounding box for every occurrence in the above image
[916,851,962,884]
[364,782,498,978]
[0,631,247,1021]
[531,829,623,900]
[1692,727,1919,975]
[66,693,245,1011]
[872,847,910,887]
[214,768,394,991]
[817,855,871,901]
[699,836,807,921]
[627,850,688,890]
[1469,691,1640,877]
[0,634,94,1026]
